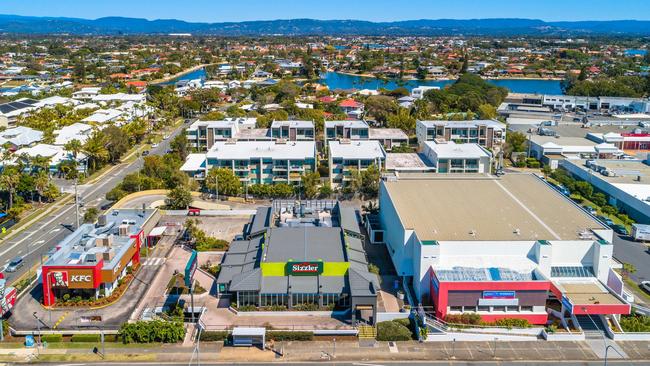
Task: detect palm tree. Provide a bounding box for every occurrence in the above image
[34,170,49,204]
[30,155,51,175]
[82,132,109,172]
[64,139,83,159]
[0,167,20,209]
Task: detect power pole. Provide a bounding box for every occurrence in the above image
[74,178,80,228]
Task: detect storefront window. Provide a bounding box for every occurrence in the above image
[238,291,259,307]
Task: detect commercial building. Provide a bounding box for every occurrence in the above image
[529,135,622,169]
[379,173,628,324]
[181,140,316,184]
[416,120,506,150]
[328,140,386,189]
[421,140,492,174]
[216,201,379,324]
[561,159,650,224]
[41,208,159,306]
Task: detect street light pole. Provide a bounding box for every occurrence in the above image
[74,178,80,228]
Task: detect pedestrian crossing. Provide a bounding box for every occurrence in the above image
[142,257,166,266]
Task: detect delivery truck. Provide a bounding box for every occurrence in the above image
[631,224,650,242]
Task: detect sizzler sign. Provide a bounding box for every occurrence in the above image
[287,261,323,276]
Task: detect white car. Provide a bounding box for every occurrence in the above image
[151,143,159,148]
[641,281,650,294]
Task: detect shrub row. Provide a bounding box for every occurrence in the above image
[266,331,313,341]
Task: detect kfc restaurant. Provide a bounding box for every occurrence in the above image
[41,208,158,306]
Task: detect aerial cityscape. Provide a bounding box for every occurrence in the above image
[0,0,650,365]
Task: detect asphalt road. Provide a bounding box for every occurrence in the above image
[0,121,187,286]
[612,233,650,304]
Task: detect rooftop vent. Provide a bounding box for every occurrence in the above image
[513,228,521,236]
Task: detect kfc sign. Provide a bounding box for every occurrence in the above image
[287,261,323,276]
[50,271,93,288]
[50,271,68,287]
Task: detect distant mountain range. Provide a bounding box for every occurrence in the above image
[1,15,650,36]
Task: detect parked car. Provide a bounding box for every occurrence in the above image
[556,185,570,196]
[597,215,614,227]
[6,257,24,272]
[641,281,650,294]
[151,143,159,148]
[582,205,597,215]
[611,224,629,236]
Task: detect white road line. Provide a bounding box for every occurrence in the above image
[52,228,61,233]
[0,162,131,258]
[36,240,45,244]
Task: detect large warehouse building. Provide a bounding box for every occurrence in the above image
[379,173,629,324]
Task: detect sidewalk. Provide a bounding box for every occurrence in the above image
[1,339,649,364]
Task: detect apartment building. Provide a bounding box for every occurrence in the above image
[186,119,314,151]
[324,120,408,151]
[416,120,506,150]
[328,140,386,189]
[270,120,315,141]
[421,140,492,174]
[181,140,316,185]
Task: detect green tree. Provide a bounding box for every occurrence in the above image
[34,170,50,204]
[505,131,528,157]
[301,171,321,199]
[166,186,193,210]
[386,108,416,133]
[0,167,20,209]
[83,131,109,171]
[83,207,99,223]
[622,262,637,280]
[271,183,294,198]
[206,168,241,197]
[360,165,381,198]
[477,104,497,120]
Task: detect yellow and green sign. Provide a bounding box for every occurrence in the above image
[286,261,323,276]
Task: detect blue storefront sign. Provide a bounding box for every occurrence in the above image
[482,291,516,299]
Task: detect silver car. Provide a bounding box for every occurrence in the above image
[6,257,24,273]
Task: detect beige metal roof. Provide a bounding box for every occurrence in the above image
[559,282,625,306]
[383,173,605,241]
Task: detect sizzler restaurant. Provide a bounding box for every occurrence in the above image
[217,202,379,324]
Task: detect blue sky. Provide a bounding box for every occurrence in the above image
[3,0,650,22]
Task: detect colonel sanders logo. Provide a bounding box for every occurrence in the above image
[51,271,68,287]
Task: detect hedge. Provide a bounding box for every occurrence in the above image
[376,320,413,341]
[71,334,102,342]
[119,320,186,344]
[266,331,313,341]
[199,331,229,342]
[41,334,63,343]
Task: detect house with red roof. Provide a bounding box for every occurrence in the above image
[339,99,365,119]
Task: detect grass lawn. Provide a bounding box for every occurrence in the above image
[623,277,650,304]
